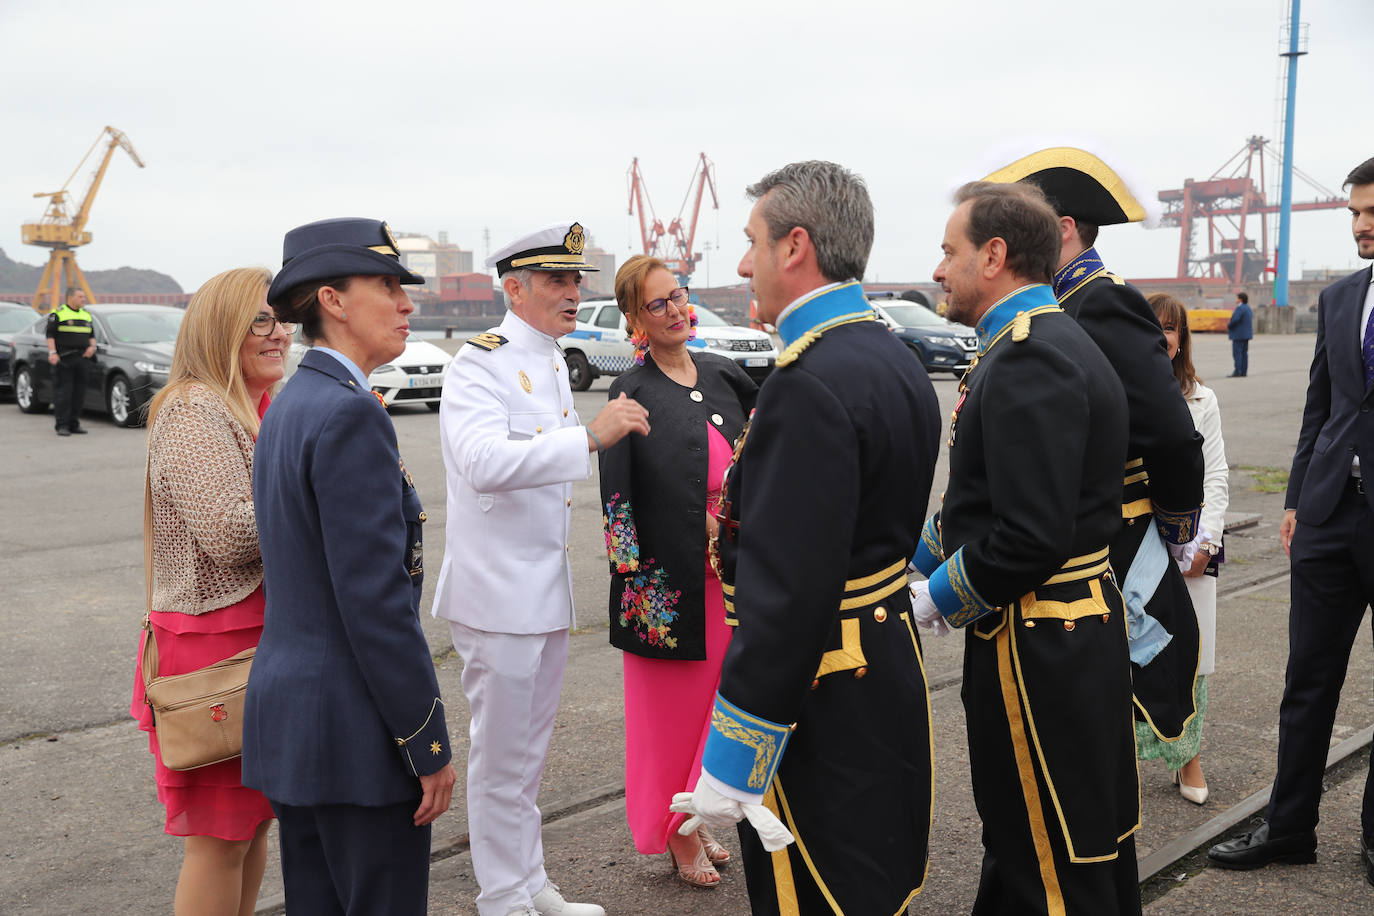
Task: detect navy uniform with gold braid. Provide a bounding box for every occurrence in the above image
[706,280,941,915]
[911,284,1140,916]
[1053,250,1204,740]
[984,148,1205,742]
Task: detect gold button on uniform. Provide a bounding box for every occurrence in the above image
[873,607,888,623]
[1063,620,1076,631]
[854,666,868,679]
[535,426,543,433]
[563,409,568,417]
[566,499,572,507]
[1101,613,1110,623]
[418,511,428,522]
[810,679,820,691]
[1024,620,1036,628]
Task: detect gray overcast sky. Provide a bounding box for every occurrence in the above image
[1,0,1369,296]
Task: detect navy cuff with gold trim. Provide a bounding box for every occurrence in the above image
[1153,505,1202,545]
[911,513,944,576]
[928,547,998,628]
[701,694,791,794]
[393,697,451,777]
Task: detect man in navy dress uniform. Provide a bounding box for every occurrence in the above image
[985,147,1206,749]
[672,160,942,915]
[1209,156,1374,887]
[246,218,456,915]
[910,180,1138,915]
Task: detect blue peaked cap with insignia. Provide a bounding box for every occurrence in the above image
[267,217,425,307]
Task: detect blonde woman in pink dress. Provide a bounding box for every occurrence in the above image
[129,267,291,915]
[599,255,758,888]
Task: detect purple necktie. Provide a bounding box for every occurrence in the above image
[1365,297,1374,389]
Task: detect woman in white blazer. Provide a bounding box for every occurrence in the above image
[1139,293,1229,806]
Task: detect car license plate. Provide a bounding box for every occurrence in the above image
[744,357,769,367]
[408,377,440,389]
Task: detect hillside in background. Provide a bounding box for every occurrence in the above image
[0,247,181,295]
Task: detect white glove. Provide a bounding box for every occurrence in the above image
[908,580,951,637]
[1166,525,1211,571]
[670,776,794,852]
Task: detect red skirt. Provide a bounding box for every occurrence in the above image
[130,586,275,841]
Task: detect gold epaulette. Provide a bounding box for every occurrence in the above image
[776,329,820,367]
[1011,311,1031,342]
[1106,272,1127,286]
[465,332,507,351]
[776,314,875,368]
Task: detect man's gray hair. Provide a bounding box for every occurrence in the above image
[745,160,874,283]
[498,268,536,305]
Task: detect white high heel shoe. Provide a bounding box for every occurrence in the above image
[1172,769,1209,805]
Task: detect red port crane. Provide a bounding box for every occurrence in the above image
[1157,136,1346,284]
[627,153,719,286]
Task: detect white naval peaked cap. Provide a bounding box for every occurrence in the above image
[486,221,601,274]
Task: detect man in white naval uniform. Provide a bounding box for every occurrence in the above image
[432,221,649,916]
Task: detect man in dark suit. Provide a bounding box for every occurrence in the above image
[1209,157,1374,886]
[985,147,1206,750]
[671,160,942,915]
[246,219,456,914]
[1228,292,1254,377]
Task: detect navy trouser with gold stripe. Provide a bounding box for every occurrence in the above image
[736,599,932,916]
[963,575,1141,916]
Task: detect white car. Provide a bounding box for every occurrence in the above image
[283,334,452,410]
[561,299,777,391]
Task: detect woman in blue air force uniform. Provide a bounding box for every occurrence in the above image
[244,218,456,916]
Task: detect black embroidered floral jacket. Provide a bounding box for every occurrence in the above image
[598,351,756,659]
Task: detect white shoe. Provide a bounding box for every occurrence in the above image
[531,880,605,916]
[503,909,537,916]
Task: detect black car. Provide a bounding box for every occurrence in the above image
[0,301,39,395]
[870,298,977,377]
[10,303,182,427]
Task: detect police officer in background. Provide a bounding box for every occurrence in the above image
[910,181,1138,914]
[432,221,648,916]
[45,287,96,435]
[671,161,942,915]
[985,147,1206,748]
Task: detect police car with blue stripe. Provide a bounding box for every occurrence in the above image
[561,299,777,391]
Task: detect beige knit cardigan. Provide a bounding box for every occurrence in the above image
[147,383,262,615]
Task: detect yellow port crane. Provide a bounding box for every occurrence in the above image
[21,125,145,313]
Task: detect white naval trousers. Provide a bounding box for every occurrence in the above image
[450,621,570,916]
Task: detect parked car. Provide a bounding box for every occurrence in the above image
[869,296,977,377]
[282,332,452,410]
[561,299,777,391]
[10,303,182,427]
[0,301,37,395]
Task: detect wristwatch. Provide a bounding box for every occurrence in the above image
[1201,541,1221,556]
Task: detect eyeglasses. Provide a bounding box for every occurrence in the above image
[249,313,297,337]
[643,287,689,317]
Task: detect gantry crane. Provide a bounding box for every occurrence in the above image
[627,153,719,286]
[1156,136,1345,284]
[21,126,145,312]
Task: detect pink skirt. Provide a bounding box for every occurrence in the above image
[621,557,733,854]
[130,587,275,841]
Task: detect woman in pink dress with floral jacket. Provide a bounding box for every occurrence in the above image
[599,255,757,888]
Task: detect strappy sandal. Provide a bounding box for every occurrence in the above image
[697,827,731,865]
[667,837,721,888]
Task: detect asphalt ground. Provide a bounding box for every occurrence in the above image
[1,332,1371,914]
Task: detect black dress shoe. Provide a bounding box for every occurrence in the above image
[1362,835,1374,888]
[1207,822,1317,870]
[56,428,71,437]
[70,425,87,434]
